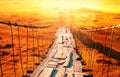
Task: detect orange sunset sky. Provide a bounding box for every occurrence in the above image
[0,0,120,13]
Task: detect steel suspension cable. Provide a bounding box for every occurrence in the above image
[89,31,93,68]
[75,29,78,48]
[32,27,35,70]
[17,26,24,75]
[41,29,44,54]
[35,29,40,63]
[26,28,29,72]
[90,31,95,69]
[92,31,99,73]
[92,31,95,68]
[91,31,96,68]
[9,24,16,77]
[107,28,114,77]
[90,30,99,77]
[47,32,49,50]
[87,31,91,68]
[84,32,89,64]
[102,29,108,77]
[0,54,3,77]
[84,32,88,63]
[95,31,99,53]
[78,30,84,59]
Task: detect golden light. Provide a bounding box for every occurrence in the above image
[0,0,120,13]
[40,0,100,11]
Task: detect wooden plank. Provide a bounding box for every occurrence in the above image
[65,67,74,77]
[47,49,58,58]
[58,60,65,65]
[39,68,53,77]
[31,57,51,77]
[63,57,70,67]
[61,47,69,59]
[73,51,82,73]
[74,73,83,77]
[73,60,82,72]
[53,47,64,59]
[48,61,58,66]
[47,59,59,68]
[55,67,65,77]
[49,58,60,62]
[31,27,83,77]
[73,51,79,59]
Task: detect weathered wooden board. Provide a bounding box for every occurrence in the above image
[74,73,83,77]
[31,27,83,77]
[39,68,53,77]
[55,67,65,77]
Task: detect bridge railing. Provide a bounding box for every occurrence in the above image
[0,21,56,77]
[72,25,120,77]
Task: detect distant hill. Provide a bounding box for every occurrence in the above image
[0,8,120,28]
[71,8,120,27]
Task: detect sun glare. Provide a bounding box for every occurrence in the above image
[0,0,120,13]
[40,0,100,11]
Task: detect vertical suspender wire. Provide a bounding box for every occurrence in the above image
[84,32,89,65]
[41,29,44,54]
[91,31,95,69]
[41,29,43,51]
[74,28,78,53]
[10,24,16,77]
[77,30,81,55]
[17,26,24,76]
[82,31,85,60]
[0,53,3,77]
[47,31,50,50]
[32,27,35,70]
[84,32,88,63]
[102,29,108,77]
[74,27,78,53]
[75,28,79,54]
[26,28,29,73]
[45,31,47,53]
[36,29,40,63]
[90,31,94,69]
[47,32,49,49]
[95,30,99,54]
[91,31,96,68]
[107,28,114,77]
[46,31,48,53]
[46,32,49,50]
[89,31,93,68]
[83,31,86,60]
[86,31,89,68]
[46,31,47,52]
[88,31,91,68]
[96,30,100,51]
[79,30,84,59]
[80,30,85,59]
[75,28,78,49]
[46,31,48,52]
[92,30,100,77]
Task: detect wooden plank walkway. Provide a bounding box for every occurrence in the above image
[31,27,83,77]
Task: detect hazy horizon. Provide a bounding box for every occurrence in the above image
[0,0,120,14]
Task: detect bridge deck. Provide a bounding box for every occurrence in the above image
[31,27,83,77]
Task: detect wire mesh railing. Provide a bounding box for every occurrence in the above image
[0,20,120,77]
[0,21,55,77]
[72,25,120,77]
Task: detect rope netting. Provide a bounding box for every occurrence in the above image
[73,25,120,77]
[0,21,55,77]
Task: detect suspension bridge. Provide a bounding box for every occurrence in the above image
[0,21,120,77]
